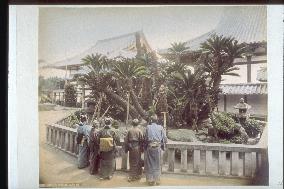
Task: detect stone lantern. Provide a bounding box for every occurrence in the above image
[234,98,251,124]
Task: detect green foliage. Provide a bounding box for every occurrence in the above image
[38,76,65,92]
[200,34,247,109]
[66,113,80,128]
[243,118,263,138]
[211,112,237,139]
[64,83,77,107]
[230,135,248,144]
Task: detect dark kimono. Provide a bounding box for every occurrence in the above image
[88,127,100,174]
[124,126,144,180]
[144,123,167,183]
[97,126,120,179]
[76,122,91,169]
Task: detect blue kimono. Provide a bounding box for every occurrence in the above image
[76,122,92,169]
[144,122,167,184]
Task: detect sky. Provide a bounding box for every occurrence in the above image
[39,6,224,65]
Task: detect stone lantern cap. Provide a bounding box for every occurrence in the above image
[234,98,251,119]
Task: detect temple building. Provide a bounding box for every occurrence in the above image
[40,31,157,107]
[159,6,267,119]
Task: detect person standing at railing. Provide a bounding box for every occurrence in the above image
[97,117,120,180]
[144,114,167,186]
[88,119,100,175]
[124,119,144,182]
[76,114,90,169]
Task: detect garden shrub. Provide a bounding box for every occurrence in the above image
[242,118,263,138]
[211,112,237,139]
[231,134,248,144]
[64,83,77,107]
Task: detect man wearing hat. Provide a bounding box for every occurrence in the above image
[144,114,167,186]
[97,117,120,180]
[124,119,144,182]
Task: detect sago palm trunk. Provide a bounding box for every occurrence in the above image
[104,88,139,118]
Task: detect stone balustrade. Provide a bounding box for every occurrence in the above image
[163,140,267,178]
[46,123,268,178]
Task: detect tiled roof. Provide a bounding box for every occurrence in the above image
[220,82,267,95]
[186,6,267,51]
[50,31,153,69]
[158,6,267,54]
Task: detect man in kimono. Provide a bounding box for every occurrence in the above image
[124,119,144,182]
[97,117,120,180]
[144,115,167,186]
[88,120,100,175]
[76,114,91,169]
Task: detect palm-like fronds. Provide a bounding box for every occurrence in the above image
[112,58,148,80]
[81,53,109,74]
[168,42,190,54]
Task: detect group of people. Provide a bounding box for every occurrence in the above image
[76,114,167,186]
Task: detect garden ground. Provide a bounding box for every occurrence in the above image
[39,107,253,187]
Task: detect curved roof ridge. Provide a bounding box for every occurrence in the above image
[96,30,143,44]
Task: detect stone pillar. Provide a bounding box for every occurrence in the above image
[64,132,70,151]
[54,129,58,146]
[70,134,74,153]
[167,148,175,172]
[251,152,257,176]
[230,152,239,176]
[180,148,188,172]
[244,152,252,177]
[193,150,201,173]
[205,150,213,175]
[60,130,65,149]
[218,151,226,175]
[57,129,61,148]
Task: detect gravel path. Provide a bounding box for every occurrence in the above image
[39,108,252,187]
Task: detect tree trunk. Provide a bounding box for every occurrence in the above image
[211,75,222,110]
[129,89,147,119]
[104,88,139,118]
[125,79,148,120]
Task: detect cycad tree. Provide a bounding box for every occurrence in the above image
[81,53,140,119]
[112,57,149,119]
[200,35,247,109]
[168,42,190,63]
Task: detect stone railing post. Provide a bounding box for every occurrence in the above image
[218,151,226,175]
[57,129,62,148]
[60,130,65,149]
[54,128,58,146]
[64,131,70,151]
[193,150,201,173]
[244,152,252,177]
[180,148,187,172]
[230,152,239,176]
[70,133,74,153]
[205,150,213,175]
[167,148,175,172]
[251,152,257,176]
